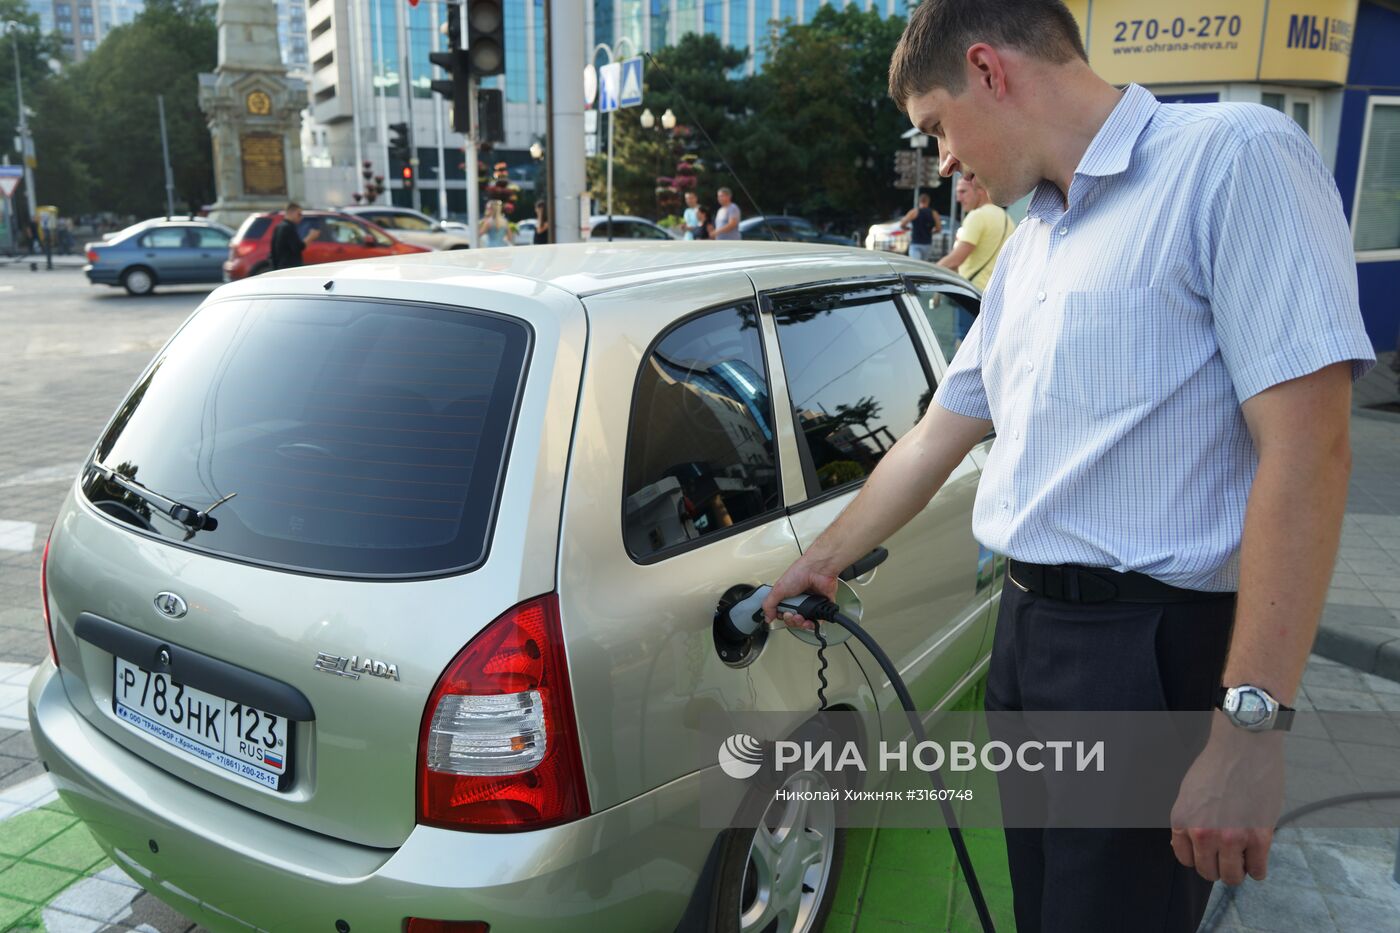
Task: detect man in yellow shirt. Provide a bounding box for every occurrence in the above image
[937,175,1014,289]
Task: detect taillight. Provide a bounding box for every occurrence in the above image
[85,249,98,262]
[233,241,258,257]
[40,527,57,667]
[417,594,590,831]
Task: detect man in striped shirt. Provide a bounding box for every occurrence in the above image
[763,0,1375,929]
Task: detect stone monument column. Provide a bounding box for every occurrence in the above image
[198,0,308,228]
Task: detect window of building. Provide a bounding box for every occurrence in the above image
[80,20,93,35]
[1352,97,1400,257]
[81,38,94,52]
[59,20,72,34]
[623,303,781,560]
[534,0,545,103]
[704,0,721,36]
[1259,87,1317,142]
[506,0,527,103]
[56,4,71,19]
[78,5,92,21]
[772,288,934,498]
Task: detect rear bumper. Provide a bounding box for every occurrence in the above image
[84,265,119,285]
[28,662,715,933]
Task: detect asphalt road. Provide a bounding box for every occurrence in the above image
[0,266,209,670]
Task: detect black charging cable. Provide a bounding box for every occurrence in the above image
[784,596,997,933]
[716,590,996,932]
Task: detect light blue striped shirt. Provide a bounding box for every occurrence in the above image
[934,84,1376,591]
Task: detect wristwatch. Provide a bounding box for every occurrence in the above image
[1216,685,1295,732]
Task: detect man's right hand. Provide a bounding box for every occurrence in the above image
[305,229,320,241]
[761,558,840,630]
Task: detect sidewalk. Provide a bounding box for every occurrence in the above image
[1314,353,1400,682]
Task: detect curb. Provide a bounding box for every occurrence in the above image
[1314,606,1400,684]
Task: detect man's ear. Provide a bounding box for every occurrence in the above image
[966,43,1008,99]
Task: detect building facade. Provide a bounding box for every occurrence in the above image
[306,0,908,217]
[1055,0,1398,348]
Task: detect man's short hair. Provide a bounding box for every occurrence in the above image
[919,192,931,202]
[717,187,732,197]
[285,202,302,212]
[888,0,1086,110]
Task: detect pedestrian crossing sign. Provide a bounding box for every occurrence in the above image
[619,57,644,108]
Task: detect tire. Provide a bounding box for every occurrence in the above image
[121,266,155,296]
[709,771,846,933]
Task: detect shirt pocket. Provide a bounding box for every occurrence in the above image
[1044,287,1172,417]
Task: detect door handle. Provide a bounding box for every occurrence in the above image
[840,547,889,581]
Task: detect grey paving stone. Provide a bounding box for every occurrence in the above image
[111,891,200,933]
[1233,877,1337,931]
[1301,842,1400,903]
[1307,688,1386,712]
[45,876,142,922]
[1321,892,1400,933]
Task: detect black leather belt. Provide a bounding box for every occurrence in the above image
[1006,560,1231,604]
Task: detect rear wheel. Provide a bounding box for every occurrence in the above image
[710,769,845,933]
[121,266,155,296]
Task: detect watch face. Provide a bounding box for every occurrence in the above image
[1234,690,1269,725]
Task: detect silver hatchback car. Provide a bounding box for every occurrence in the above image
[29,242,998,933]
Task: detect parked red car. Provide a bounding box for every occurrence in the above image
[224,209,429,281]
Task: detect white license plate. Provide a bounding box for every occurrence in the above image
[113,658,292,791]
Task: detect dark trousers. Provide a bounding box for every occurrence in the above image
[984,577,1236,933]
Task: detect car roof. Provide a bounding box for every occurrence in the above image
[587,215,661,224]
[238,241,972,299]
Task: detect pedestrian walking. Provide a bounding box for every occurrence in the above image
[682,191,701,240]
[713,187,741,240]
[900,191,942,261]
[479,199,513,247]
[692,204,715,241]
[270,203,318,270]
[937,175,1013,288]
[763,2,1375,932]
[532,200,550,245]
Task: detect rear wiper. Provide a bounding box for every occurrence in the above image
[91,461,236,535]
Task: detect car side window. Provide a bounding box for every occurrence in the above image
[361,221,395,246]
[909,281,980,367]
[772,289,934,497]
[196,228,230,249]
[140,229,186,249]
[623,303,781,561]
[391,214,433,231]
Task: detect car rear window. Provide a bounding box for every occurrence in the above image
[235,215,272,242]
[82,297,531,577]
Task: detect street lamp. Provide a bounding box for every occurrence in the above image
[639,107,655,130]
[661,108,676,131]
[529,140,544,161]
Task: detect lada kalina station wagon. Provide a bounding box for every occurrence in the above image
[29,242,1001,932]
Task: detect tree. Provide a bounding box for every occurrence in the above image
[587,33,752,218]
[31,0,216,216]
[0,0,60,174]
[740,5,913,232]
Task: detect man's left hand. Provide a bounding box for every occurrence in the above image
[1169,716,1284,885]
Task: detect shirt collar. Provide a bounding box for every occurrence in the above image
[1026,84,1160,222]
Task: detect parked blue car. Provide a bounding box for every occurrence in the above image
[84,220,235,296]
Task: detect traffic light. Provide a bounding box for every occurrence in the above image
[430,3,471,134]
[388,122,411,164]
[477,88,504,145]
[401,165,414,190]
[464,1,505,77]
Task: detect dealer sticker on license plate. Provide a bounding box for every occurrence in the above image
[113,658,292,790]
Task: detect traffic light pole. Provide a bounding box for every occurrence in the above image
[547,0,584,244]
[466,73,479,247]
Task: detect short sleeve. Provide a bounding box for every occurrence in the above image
[933,309,992,421]
[1208,127,1375,403]
[956,209,987,246]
